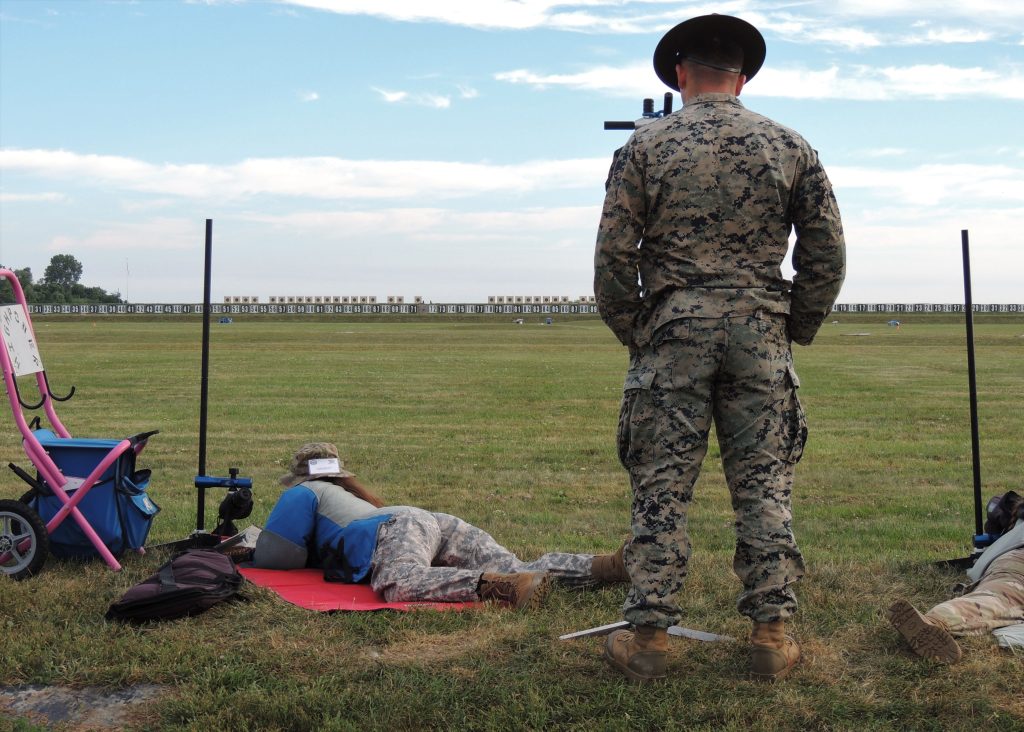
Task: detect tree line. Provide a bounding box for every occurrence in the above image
[1,254,124,305]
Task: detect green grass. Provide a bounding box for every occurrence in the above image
[2,315,1023,731]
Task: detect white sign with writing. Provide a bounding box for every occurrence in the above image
[0,305,44,376]
[308,458,340,476]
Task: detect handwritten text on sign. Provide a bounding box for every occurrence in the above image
[0,305,44,376]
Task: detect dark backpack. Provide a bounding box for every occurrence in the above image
[105,549,244,623]
[985,490,1024,538]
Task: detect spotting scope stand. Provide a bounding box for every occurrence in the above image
[152,220,255,553]
[937,230,993,571]
[604,93,674,131]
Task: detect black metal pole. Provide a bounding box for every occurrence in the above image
[961,229,983,539]
[197,219,212,532]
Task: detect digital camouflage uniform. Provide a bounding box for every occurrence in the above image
[929,548,1024,635]
[595,92,845,628]
[929,521,1024,636]
[260,443,612,604]
[370,508,595,602]
[255,481,598,602]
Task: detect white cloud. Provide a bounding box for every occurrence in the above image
[823,0,1024,21]
[753,6,1015,48]
[281,0,552,30]
[271,1,1024,49]
[119,197,179,213]
[737,10,888,50]
[298,90,320,102]
[223,204,603,301]
[804,25,882,49]
[832,163,1024,207]
[244,205,598,242]
[423,94,452,109]
[0,148,607,201]
[373,87,451,108]
[6,149,1020,217]
[373,87,408,103]
[275,2,730,38]
[904,28,993,44]
[871,64,1024,100]
[861,148,908,158]
[835,206,1023,303]
[496,63,657,99]
[496,61,1024,101]
[49,218,198,253]
[0,192,66,203]
[7,152,1021,303]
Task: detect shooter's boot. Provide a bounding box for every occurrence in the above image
[887,599,962,664]
[591,542,629,584]
[749,620,800,682]
[603,626,668,682]
[478,572,550,610]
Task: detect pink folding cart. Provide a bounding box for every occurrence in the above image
[0,268,159,580]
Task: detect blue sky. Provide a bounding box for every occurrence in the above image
[1,0,1021,304]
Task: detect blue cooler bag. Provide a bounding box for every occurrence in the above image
[26,430,160,560]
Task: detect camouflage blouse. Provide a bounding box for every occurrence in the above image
[595,93,846,347]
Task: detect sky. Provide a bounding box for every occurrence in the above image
[0,0,1022,305]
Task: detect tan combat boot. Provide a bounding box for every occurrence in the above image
[591,542,629,584]
[478,572,550,610]
[603,625,668,682]
[749,620,800,681]
[888,599,962,664]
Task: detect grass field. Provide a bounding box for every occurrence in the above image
[2,314,1022,731]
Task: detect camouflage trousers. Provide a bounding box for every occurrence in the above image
[928,547,1024,635]
[618,313,807,628]
[369,508,596,602]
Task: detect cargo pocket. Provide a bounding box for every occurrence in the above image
[782,363,808,464]
[617,368,656,468]
[652,319,689,348]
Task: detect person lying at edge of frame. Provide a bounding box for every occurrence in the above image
[888,490,1024,663]
[251,442,629,609]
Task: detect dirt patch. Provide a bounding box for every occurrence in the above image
[0,684,165,730]
[367,629,508,666]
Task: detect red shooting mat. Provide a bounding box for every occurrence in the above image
[239,567,479,612]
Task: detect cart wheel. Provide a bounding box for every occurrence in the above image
[0,499,49,580]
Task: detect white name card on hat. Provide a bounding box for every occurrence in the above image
[308,458,341,476]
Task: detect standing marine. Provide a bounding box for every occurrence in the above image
[594,13,846,682]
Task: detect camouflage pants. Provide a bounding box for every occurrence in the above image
[369,508,595,602]
[618,313,807,628]
[928,547,1024,635]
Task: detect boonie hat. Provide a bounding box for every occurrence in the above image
[279,442,355,488]
[653,14,766,90]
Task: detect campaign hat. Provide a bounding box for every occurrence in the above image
[653,14,766,90]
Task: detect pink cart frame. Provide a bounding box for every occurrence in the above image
[0,268,153,571]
